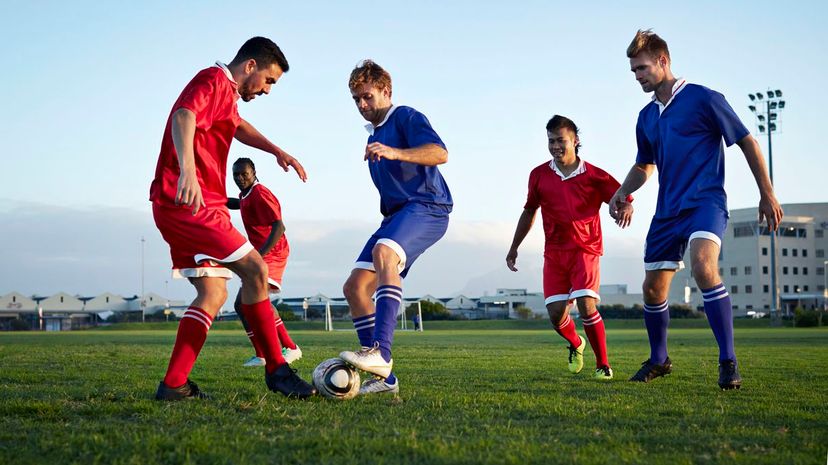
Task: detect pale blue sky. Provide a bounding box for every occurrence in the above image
[1,1,826,301]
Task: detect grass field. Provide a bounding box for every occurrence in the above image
[1,320,826,464]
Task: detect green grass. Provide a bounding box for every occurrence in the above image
[1,321,826,464]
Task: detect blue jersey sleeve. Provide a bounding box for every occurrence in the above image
[403,110,446,150]
[635,114,655,165]
[707,91,749,147]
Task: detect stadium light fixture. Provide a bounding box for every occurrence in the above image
[758,115,766,122]
[749,105,757,112]
[779,101,785,109]
[775,90,782,97]
[749,94,756,101]
[756,93,764,100]
[769,102,778,109]
[766,91,774,98]
[758,124,766,132]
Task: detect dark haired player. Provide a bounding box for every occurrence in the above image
[150,37,315,400]
[507,115,632,380]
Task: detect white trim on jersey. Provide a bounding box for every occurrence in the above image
[689,231,722,248]
[549,157,586,181]
[364,105,398,135]
[644,260,686,271]
[653,78,688,115]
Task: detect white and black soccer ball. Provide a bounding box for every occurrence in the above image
[312,358,361,400]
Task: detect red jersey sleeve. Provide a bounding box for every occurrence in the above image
[524,168,540,210]
[589,164,633,204]
[174,69,218,130]
[252,185,282,225]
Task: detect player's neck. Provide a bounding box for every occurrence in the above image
[555,156,579,176]
[654,75,678,105]
[370,105,393,127]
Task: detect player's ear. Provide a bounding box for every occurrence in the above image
[245,59,257,74]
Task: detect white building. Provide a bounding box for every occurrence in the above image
[670,202,828,316]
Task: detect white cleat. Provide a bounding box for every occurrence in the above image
[359,377,399,396]
[339,345,393,379]
[243,356,266,367]
[282,346,303,365]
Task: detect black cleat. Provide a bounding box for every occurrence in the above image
[718,359,742,390]
[265,363,317,399]
[629,357,673,383]
[155,379,209,401]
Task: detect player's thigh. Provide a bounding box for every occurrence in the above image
[686,206,727,286]
[343,268,378,297]
[223,249,267,282]
[190,277,229,316]
[377,203,450,276]
[545,300,570,322]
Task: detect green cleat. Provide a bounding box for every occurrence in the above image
[593,366,614,381]
[568,336,586,374]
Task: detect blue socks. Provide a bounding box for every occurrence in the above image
[352,288,400,385]
[643,301,670,364]
[701,284,736,362]
[352,314,375,348]
[373,285,402,364]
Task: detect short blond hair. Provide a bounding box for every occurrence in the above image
[626,29,670,61]
[348,59,392,96]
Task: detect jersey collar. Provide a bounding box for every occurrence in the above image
[364,105,397,135]
[549,157,586,180]
[214,61,240,98]
[652,78,687,115]
[240,181,259,200]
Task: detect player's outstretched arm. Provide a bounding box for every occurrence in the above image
[506,208,537,272]
[736,135,783,231]
[235,119,307,182]
[259,220,286,257]
[171,108,205,215]
[364,142,447,166]
[609,163,653,221]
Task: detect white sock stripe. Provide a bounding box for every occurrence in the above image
[352,316,376,324]
[246,331,254,337]
[703,293,729,302]
[702,285,726,296]
[274,319,284,327]
[582,314,602,325]
[376,285,403,293]
[184,308,213,324]
[375,292,402,303]
[183,313,212,330]
[555,315,572,328]
[354,321,376,330]
[643,302,669,313]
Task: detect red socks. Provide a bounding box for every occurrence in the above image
[246,329,265,358]
[163,307,213,388]
[274,316,297,350]
[242,298,286,373]
[553,313,582,348]
[582,312,609,368]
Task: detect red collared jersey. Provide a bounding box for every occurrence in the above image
[524,160,622,255]
[240,183,289,261]
[150,66,242,208]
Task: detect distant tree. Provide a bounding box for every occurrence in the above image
[275,302,299,321]
[406,300,450,320]
[514,306,533,320]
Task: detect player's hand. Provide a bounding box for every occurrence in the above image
[365,142,401,162]
[758,193,783,232]
[608,189,630,219]
[614,201,633,229]
[506,249,519,272]
[275,149,307,182]
[175,169,205,215]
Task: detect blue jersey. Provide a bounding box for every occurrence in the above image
[635,83,749,218]
[365,105,453,216]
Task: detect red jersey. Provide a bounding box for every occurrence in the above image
[150,64,242,208]
[524,159,623,256]
[240,183,289,261]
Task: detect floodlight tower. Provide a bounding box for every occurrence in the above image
[748,89,785,320]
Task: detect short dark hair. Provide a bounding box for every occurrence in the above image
[233,157,255,170]
[546,115,581,154]
[627,29,670,61]
[230,37,289,72]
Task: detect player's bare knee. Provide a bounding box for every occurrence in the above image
[576,298,597,317]
[690,262,719,288]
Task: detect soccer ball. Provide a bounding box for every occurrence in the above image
[312,358,361,400]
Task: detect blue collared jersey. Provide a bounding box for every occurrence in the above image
[366,105,453,216]
[635,84,749,218]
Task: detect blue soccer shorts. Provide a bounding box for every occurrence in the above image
[354,202,450,278]
[643,205,728,271]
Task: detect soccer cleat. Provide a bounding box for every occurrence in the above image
[567,336,586,374]
[243,356,266,367]
[154,379,208,401]
[629,357,673,383]
[265,363,317,399]
[593,366,614,381]
[718,359,742,390]
[358,376,400,396]
[340,345,393,378]
[283,346,303,365]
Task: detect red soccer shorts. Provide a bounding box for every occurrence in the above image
[543,248,601,304]
[264,244,289,293]
[153,203,253,279]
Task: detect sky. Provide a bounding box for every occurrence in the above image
[1,1,826,304]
